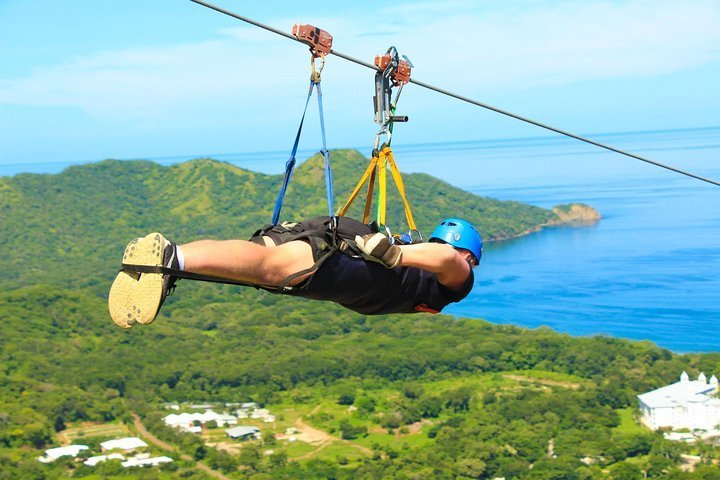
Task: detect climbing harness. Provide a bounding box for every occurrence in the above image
[121,216,371,293]
[338,47,422,244]
[271,24,335,225]
[120,223,337,293]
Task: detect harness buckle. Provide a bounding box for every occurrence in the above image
[409,228,423,244]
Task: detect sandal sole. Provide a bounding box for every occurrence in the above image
[108,233,167,328]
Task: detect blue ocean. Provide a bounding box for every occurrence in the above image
[405,127,720,353]
[2,127,719,352]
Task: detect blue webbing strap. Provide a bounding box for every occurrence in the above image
[272,79,335,224]
[272,80,315,225]
[315,82,335,217]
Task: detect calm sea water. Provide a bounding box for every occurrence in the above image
[2,127,719,352]
[425,128,720,353]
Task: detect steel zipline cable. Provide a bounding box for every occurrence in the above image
[189,0,720,188]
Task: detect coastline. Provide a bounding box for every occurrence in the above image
[486,203,601,242]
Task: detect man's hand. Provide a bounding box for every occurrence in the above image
[355,233,402,268]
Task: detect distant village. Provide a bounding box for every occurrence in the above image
[37,374,720,471]
[163,401,273,438]
[37,401,278,469]
[38,436,171,468]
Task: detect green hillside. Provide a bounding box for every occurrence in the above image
[2,153,718,479]
[1,150,554,292]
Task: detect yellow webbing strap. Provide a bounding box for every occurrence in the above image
[377,148,387,226]
[363,165,377,224]
[384,146,418,231]
[337,145,418,233]
[337,154,378,219]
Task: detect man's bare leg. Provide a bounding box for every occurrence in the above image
[180,239,315,287]
[110,235,314,329]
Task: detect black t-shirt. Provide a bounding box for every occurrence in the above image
[275,217,475,315]
[292,253,474,315]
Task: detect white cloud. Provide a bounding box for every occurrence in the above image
[367,0,720,90]
[0,31,300,115]
[1,0,718,122]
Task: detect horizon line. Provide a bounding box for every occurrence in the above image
[2,124,718,174]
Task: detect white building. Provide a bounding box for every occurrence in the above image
[83,453,126,466]
[164,410,238,433]
[215,413,239,426]
[638,371,720,430]
[122,455,174,468]
[226,426,260,440]
[38,445,89,463]
[251,408,270,419]
[100,437,148,452]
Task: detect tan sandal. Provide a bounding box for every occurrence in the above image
[108,232,176,329]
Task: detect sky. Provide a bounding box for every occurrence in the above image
[1,0,719,169]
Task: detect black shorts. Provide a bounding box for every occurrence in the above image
[249,218,340,262]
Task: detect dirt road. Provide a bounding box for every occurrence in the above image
[131,412,232,480]
[503,374,581,389]
[291,405,373,459]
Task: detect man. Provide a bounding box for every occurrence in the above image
[109,216,482,329]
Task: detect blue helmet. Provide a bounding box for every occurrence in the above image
[429,218,483,264]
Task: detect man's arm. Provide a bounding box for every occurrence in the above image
[397,242,471,291]
[355,234,472,290]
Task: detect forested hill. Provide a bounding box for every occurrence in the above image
[1,149,561,293]
[6,152,719,479]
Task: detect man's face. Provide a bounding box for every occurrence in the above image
[457,248,479,268]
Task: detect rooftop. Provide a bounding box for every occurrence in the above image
[226,426,260,438]
[100,437,148,451]
[638,372,718,409]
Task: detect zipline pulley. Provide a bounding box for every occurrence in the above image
[375,49,412,86]
[373,46,412,147]
[291,24,333,57]
[292,24,332,83]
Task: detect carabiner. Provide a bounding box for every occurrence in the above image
[311,54,325,83]
[374,128,391,150]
